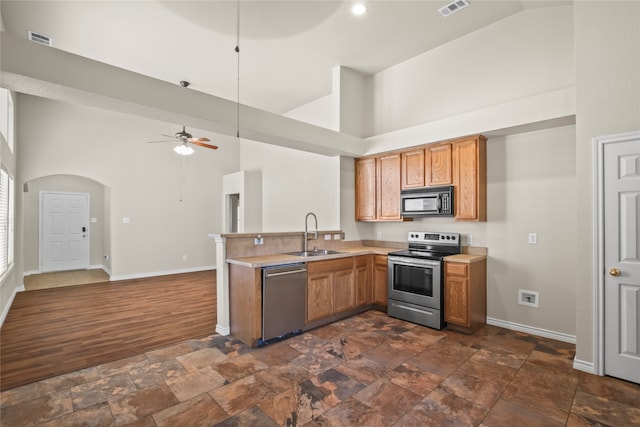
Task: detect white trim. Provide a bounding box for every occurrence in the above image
[216,324,230,336]
[23,269,41,276]
[592,130,640,377]
[0,284,24,327]
[573,358,596,375]
[486,317,576,344]
[109,265,215,282]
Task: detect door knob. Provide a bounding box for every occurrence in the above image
[609,268,621,277]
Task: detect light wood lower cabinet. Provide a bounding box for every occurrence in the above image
[229,254,390,347]
[228,264,262,347]
[372,255,388,307]
[444,259,486,333]
[307,257,355,322]
[355,255,372,306]
[307,271,334,322]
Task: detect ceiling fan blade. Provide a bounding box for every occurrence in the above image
[161,134,177,139]
[146,139,174,143]
[191,141,219,150]
[187,137,211,143]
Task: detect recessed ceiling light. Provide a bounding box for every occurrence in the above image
[351,3,367,16]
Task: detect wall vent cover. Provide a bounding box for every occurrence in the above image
[27,31,53,46]
[438,0,470,17]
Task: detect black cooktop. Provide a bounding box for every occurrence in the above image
[389,231,462,260]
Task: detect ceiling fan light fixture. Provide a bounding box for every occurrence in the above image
[174,143,195,156]
[351,3,367,16]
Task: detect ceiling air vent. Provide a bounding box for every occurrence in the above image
[438,0,470,17]
[27,31,53,47]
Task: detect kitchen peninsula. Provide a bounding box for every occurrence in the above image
[212,231,487,348]
[212,231,403,347]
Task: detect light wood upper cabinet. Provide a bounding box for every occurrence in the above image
[401,149,426,189]
[426,143,452,186]
[355,154,403,222]
[377,153,402,221]
[356,134,486,222]
[453,136,487,221]
[355,157,377,221]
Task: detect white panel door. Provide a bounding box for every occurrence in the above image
[604,136,640,383]
[40,192,90,272]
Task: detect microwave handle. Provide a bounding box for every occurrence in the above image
[438,195,442,210]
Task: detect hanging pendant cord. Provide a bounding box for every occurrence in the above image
[235,0,240,139]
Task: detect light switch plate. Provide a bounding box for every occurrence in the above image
[122,217,130,224]
[324,234,331,240]
[90,217,97,223]
[528,233,538,244]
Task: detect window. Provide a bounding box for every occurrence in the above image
[0,88,14,153]
[0,168,15,276]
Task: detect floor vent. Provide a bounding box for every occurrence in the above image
[27,31,53,47]
[438,0,470,17]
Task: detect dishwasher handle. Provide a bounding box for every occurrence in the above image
[264,268,307,278]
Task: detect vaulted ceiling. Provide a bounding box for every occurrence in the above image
[1,1,571,115]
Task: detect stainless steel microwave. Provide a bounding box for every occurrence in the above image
[400,186,454,217]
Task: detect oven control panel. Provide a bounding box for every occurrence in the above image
[408,232,459,245]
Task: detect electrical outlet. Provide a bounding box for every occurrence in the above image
[376,232,382,240]
[324,234,331,240]
[467,234,473,245]
[333,234,341,240]
[528,233,538,245]
[254,236,263,245]
[182,255,187,261]
[518,289,539,308]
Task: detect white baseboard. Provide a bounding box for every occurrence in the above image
[216,324,230,336]
[0,284,25,328]
[486,316,576,344]
[573,358,596,374]
[110,265,215,282]
[23,270,41,276]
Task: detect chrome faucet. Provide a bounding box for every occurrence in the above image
[304,212,318,253]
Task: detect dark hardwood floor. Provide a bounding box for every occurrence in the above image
[0,270,216,391]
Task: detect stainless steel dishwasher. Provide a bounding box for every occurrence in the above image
[260,263,307,345]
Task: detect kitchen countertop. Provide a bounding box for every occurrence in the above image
[444,254,487,263]
[227,246,399,268]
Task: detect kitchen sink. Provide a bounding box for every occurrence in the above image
[287,249,343,257]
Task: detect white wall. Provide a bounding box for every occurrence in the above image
[370,5,574,136]
[574,1,640,365]
[239,139,340,232]
[16,95,241,278]
[284,94,333,130]
[22,175,106,272]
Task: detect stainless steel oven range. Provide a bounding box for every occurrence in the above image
[387,231,461,329]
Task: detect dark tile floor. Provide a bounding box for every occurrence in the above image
[1,310,639,426]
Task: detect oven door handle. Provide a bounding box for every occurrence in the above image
[388,256,441,268]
